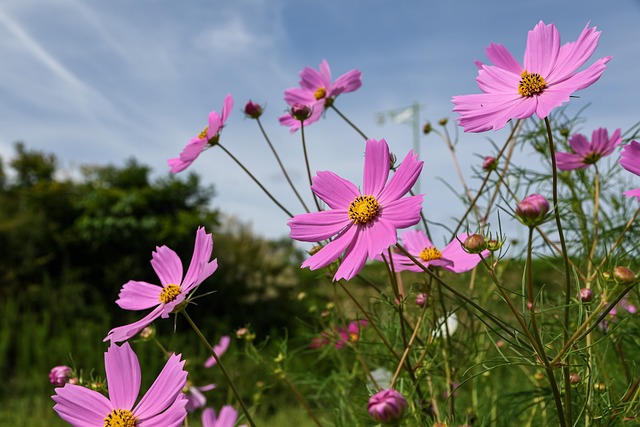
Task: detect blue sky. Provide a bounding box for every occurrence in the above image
[2,0,639,243]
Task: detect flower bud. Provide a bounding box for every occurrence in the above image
[290,104,312,121]
[415,293,428,308]
[422,122,432,134]
[560,128,570,137]
[438,118,448,126]
[515,194,550,227]
[482,156,497,171]
[244,100,263,119]
[486,238,503,252]
[49,366,73,387]
[613,266,636,284]
[368,389,408,425]
[569,373,581,385]
[578,288,593,303]
[463,234,486,254]
[139,325,156,341]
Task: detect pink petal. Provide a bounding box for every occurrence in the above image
[134,353,188,419]
[202,407,218,426]
[220,93,234,124]
[333,227,369,281]
[151,246,184,287]
[331,69,363,96]
[139,395,188,427]
[620,141,640,176]
[168,137,207,174]
[105,342,141,410]
[284,87,316,105]
[116,280,162,311]
[547,23,602,83]
[318,59,333,86]
[400,229,434,254]
[362,219,399,260]
[555,152,587,171]
[288,209,351,242]
[623,188,640,201]
[299,65,329,92]
[104,305,164,343]
[207,111,222,139]
[524,21,560,77]
[363,139,391,196]
[377,150,423,205]
[311,170,360,209]
[182,227,215,292]
[485,43,522,74]
[216,406,240,427]
[204,335,231,368]
[301,224,357,271]
[379,195,424,229]
[568,133,591,156]
[53,384,112,427]
[476,66,521,94]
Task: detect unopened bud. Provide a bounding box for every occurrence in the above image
[613,266,636,284]
[594,382,606,392]
[486,239,503,252]
[244,100,263,119]
[578,288,593,303]
[482,156,497,171]
[49,366,74,387]
[423,122,432,134]
[463,234,486,254]
[438,118,448,126]
[516,194,550,227]
[290,104,312,121]
[415,293,428,308]
[368,389,408,425]
[569,373,581,385]
[139,325,156,341]
[560,128,570,137]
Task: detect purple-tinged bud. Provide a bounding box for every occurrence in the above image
[416,293,428,308]
[515,194,550,227]
[613,266,636,284]
[482,156,497,171]
[244,100,263,119]
[290,104,312,121]
[578,288,593,303]
[463,234,486,254]
[49,365,73,387]
[368,389,408,425]
[569,373,581,385]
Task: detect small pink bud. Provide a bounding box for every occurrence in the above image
[368,389,408,424]
[49,366,73,387]
[482,156,497,171]
[415,293,428,308]
[570,373,581,385]
[578,288,593,303]
[290,103,312,121]
[516,194,550,227]
[244,100,263,119]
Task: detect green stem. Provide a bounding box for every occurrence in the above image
[256,117,310,213]
[543,117,572,426]
[300,123,322,211]
[181,311,257,427]
[218,143,294,218]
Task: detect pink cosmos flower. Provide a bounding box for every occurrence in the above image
[202,405,247,427]
[168,94,233,173]
[335,320,367,349]
[556,128,622,170]
[104,227,218,342]
[452,21,611,132]
[279,59,362,132]
[288,138,423,281]
[382,230,487,273]
[204,335,231,368]
[52,342,188,427]
[619,140,640,200]
[184,382,217,413]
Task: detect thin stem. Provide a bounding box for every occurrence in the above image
[390,298,429,388]
[280,375,324,427]
[300,123,322,211]
[544,116,572,426]
[256,117,310,213]
[218,143,294,218]
[181,311,257,427]
[329,104,368,140]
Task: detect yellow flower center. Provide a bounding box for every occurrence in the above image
[419,247,442,262]
[583,152,601,164]
[104,409,137,427]
[159,284,182,304]
[197,126,220,146]
[348,195,380,225]
[198,126,209,139]
[314,87,327,100]
[518,70,547,97]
